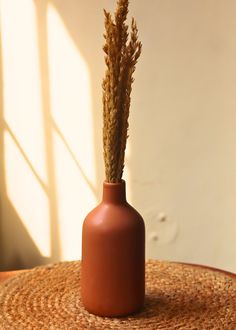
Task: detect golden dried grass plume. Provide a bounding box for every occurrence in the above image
[102,0,142,183]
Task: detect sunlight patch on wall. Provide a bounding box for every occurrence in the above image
[4,131,51,257]
[1,0,50,257]
[47,4,96,260]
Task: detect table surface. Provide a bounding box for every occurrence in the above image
[0,270,27,283]
[0,264,235,284]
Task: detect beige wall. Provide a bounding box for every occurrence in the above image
[0,0,236,272]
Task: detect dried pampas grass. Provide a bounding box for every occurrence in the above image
[102,0,142,183]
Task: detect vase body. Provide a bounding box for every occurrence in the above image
[81,180,145,317]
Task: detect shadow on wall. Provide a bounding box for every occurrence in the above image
[0,0,107,270]
[0,30,50,271]
[0,10,60,270]
[49,0,105,187]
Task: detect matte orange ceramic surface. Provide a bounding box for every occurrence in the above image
[81,180,145,317]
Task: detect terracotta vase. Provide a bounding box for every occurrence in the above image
[81,180,145,317]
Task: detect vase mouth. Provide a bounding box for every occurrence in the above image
[103,179,125,187]
[102,180,126,203]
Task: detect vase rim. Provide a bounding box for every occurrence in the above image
[103,180,125,186]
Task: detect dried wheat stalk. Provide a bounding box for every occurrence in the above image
[102,0,142,183]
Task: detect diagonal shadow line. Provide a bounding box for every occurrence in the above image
[51,118,98,196]
[4,122,48,193]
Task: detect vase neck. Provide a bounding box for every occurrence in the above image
[102,180,127,204]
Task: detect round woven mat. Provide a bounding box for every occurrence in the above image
[0,261,235,329]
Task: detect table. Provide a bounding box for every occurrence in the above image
[0,270,26,283]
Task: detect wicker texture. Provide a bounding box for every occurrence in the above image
[0,260,235,329]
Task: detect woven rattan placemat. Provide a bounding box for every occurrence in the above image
[0,260,235,329]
